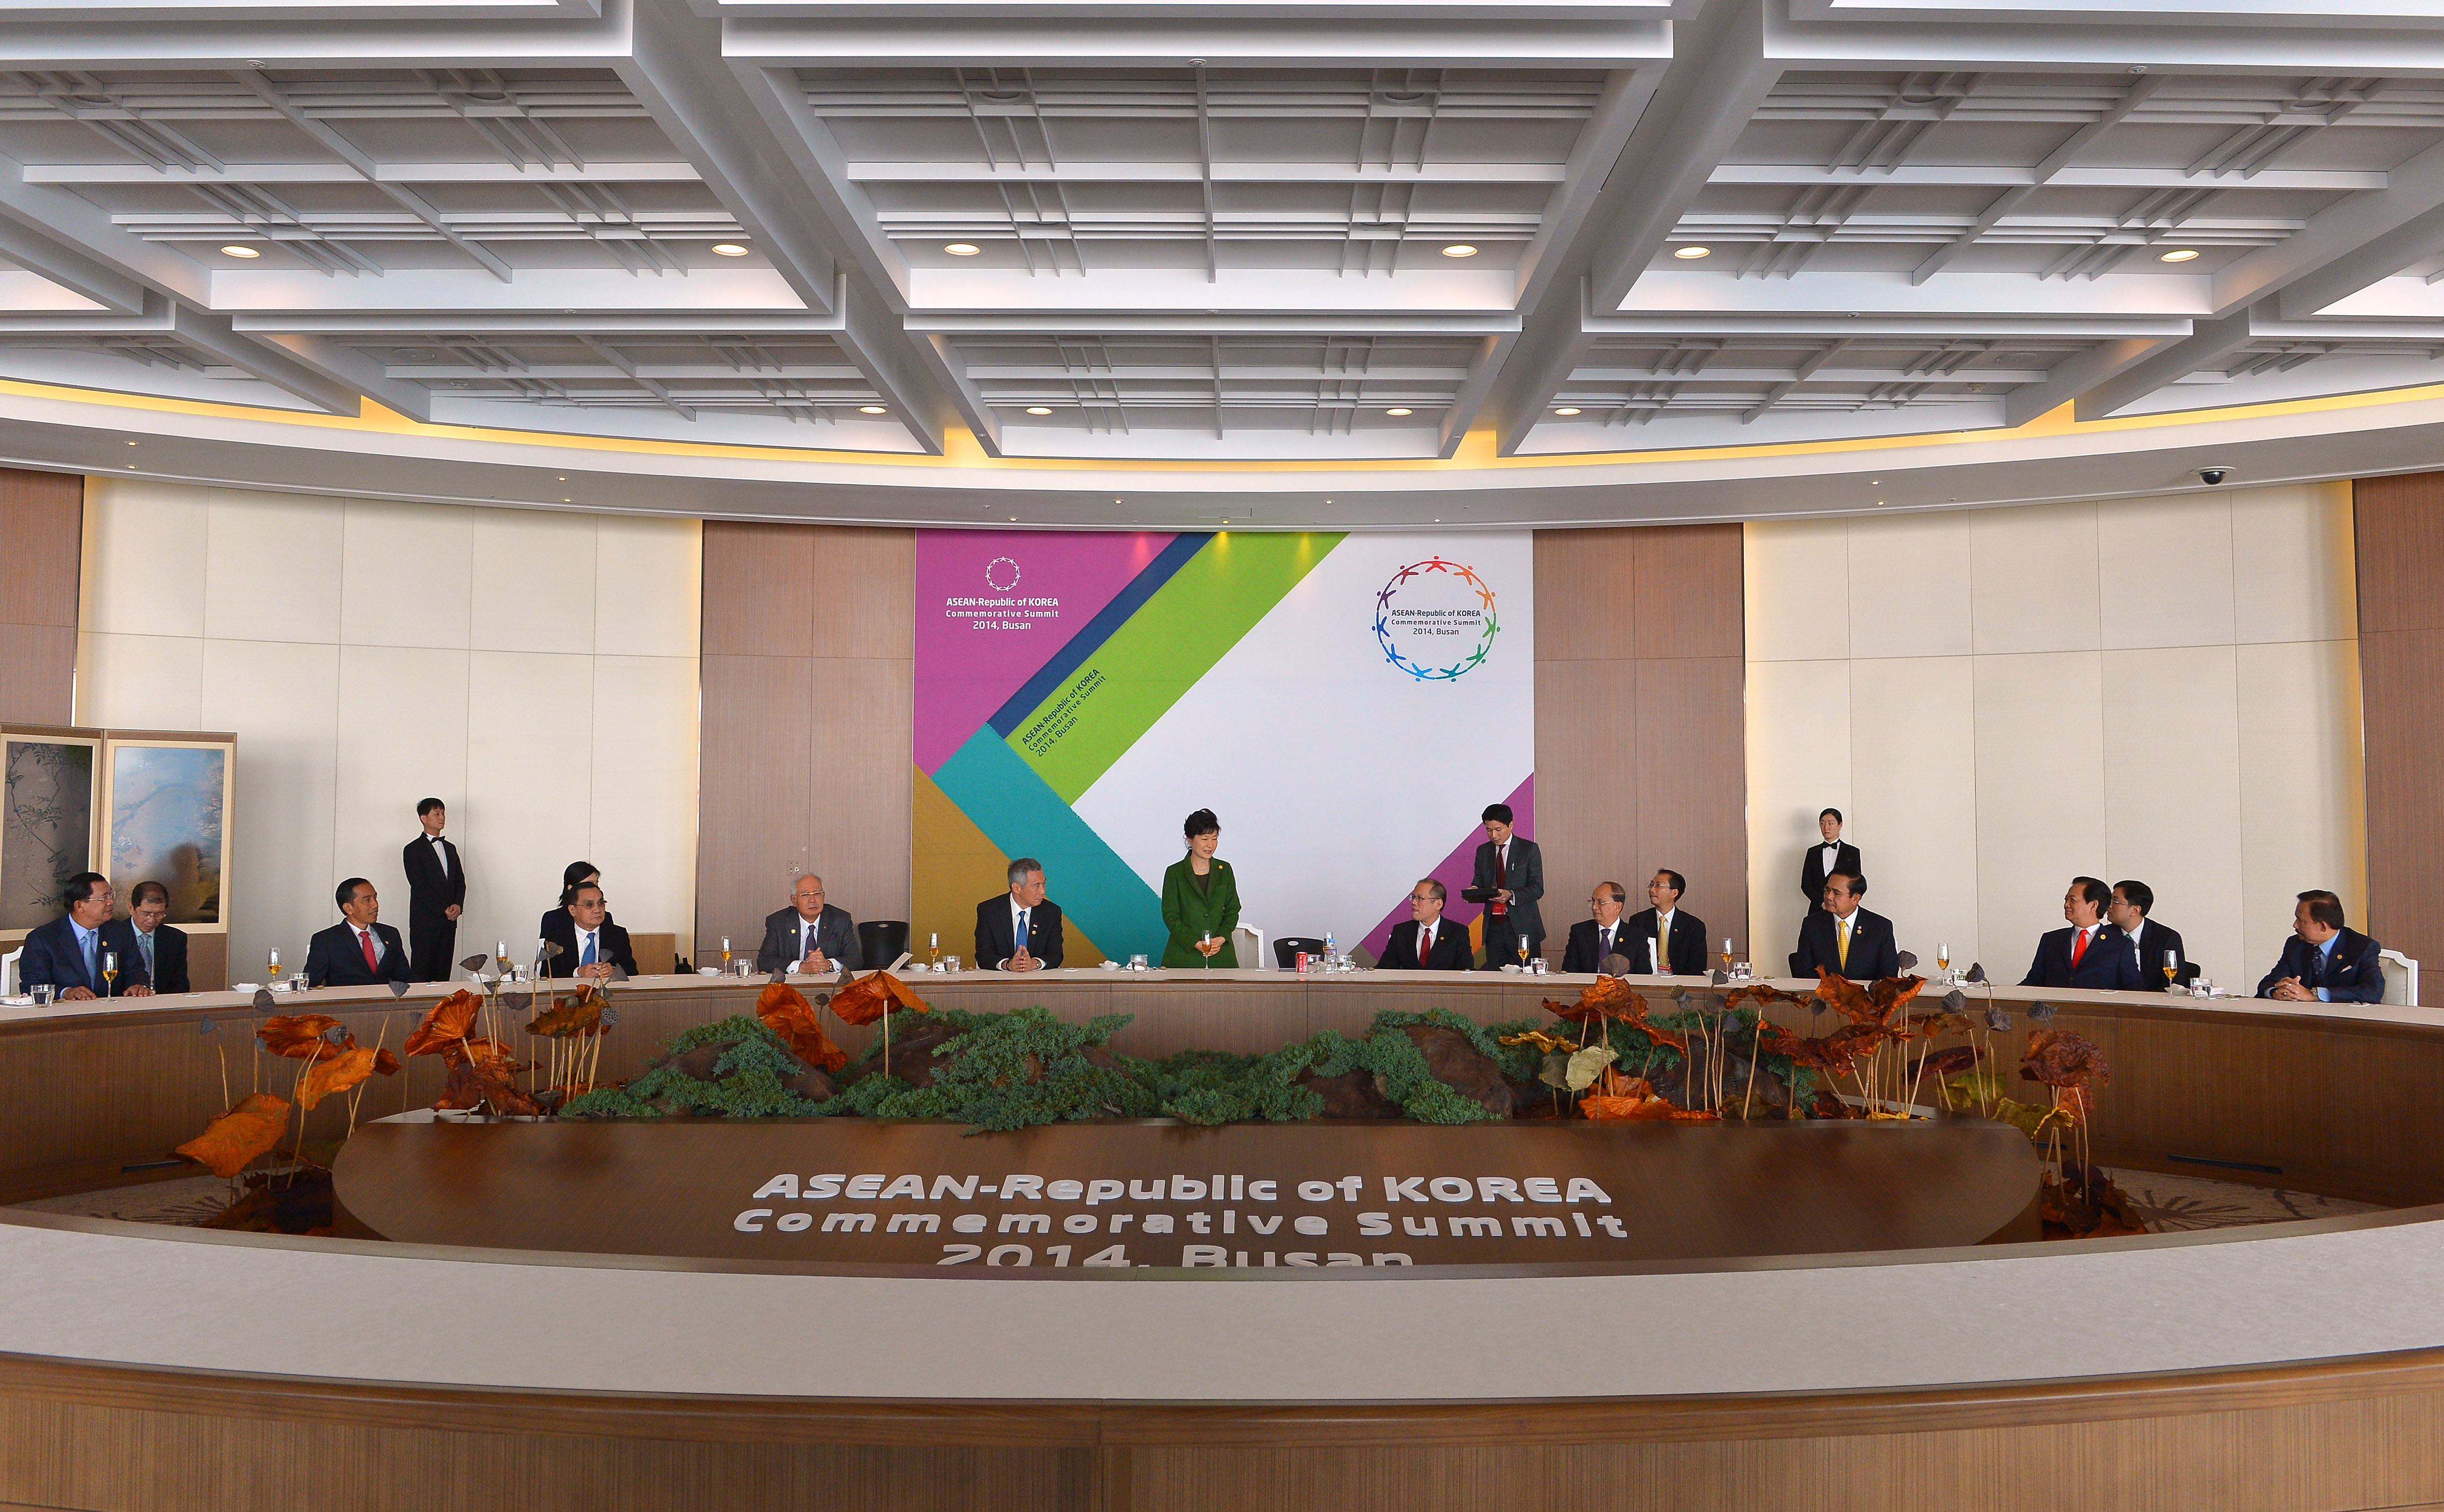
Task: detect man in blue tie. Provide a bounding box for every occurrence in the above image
[541,882,636,982]
[976,858,1065,971]
[21,872,117,1000]
[2258,890,2385,1004]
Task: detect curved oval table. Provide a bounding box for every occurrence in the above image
[3,970,2441,1512]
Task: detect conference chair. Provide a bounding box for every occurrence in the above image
[859,920,911,969]
[2381,949,2422,1007]
[1274,936,1326,970]
[0,946,16,996]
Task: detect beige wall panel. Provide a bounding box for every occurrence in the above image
[591,654,701,954]
[199,638,339,970]
[700,524,815,659]
[332,643,470,918]
[2232,481,2357,646]
[596,515,701,659]
[2100,644,2246,986]
[1534,656,1641,936]
[72,631,202,730]
[1969,501,2102,655]
[1972,650,2107,978]
[1846,510,1972,659]
[1742,516,1848,664]
[695,653,813,954]
[201,492,342,645]
[809,654,915,926]
[1532,529,1637,662]
[1632,655,1746,952]
[1849,654,1978,974]
[2096,493,2237,651]
[470,510,597,656]
[1743,656,1849,973]
[465,649,600,948]
[809,527,917,662]
[0,624,75,725]
[78,479,203,638]
[2237,637,2368,960]
[1631,526,1744,660]
[338,500,473,650]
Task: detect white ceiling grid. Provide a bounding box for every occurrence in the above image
[0,0,2438,463]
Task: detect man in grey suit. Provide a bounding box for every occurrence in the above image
[755,873,861,975]
[1461,802,1544,970]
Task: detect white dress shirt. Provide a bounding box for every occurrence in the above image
[426,833,451,874]
[575,927,600,967]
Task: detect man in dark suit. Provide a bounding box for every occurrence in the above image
[1623,868,1709,977]
[542,881,636,982]
[401,797,465,982]
[2022,876,2143,991]
[976,858,1064,971]
[1800,808,1863,917]
[20,871,116,1000]
[756,873,860,975]
[108,879,189,996]
[1793,871,1898,982]
[2258,890,2385,1004]
[1381,879,1474,971]
[2108,879,2186,992]
[1461,803,1543,970]
[306,878,414,989]
[1561,882,1633,974]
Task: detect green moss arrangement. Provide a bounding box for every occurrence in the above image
[818,1006,1165,1133]
[600,1014,832,1119]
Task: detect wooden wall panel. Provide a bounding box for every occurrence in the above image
[1532,525,1747,961]
[2353,474,2444,1001]
[0,467,80,723]
[697,524,914,957]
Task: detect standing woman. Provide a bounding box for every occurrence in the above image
[1160,809,1240,969]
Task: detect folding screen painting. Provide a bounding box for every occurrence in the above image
[913,531,1534,966]
[101,736,232,930]
[0,729,99,934]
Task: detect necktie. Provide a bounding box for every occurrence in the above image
[2070,928,2089,970]
[358,929,377,971]
[1491,846,1507,918]
[580,932,597,967]
[1837,918,1851,970]
[139,931,154,976]
[1656,917,1669,974]
[1017,909,1028,953]
[2303,945,2322,988]
[1421,924,1434,960]
[1601,926,1614,960]
[81,930,97,987]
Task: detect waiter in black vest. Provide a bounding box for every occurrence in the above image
[1800,808,1863,917]
[402,797,465,982]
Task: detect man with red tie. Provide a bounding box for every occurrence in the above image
[2021,875,2143,991]
[305,878,415,989]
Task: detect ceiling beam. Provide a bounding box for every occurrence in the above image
[24,162,704,186]
[2070,305,2263,421]
[1718,163,2378,192]
[1998,334,2179,427]
[1484,0,1783,454]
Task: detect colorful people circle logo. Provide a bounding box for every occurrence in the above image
[984,556,1021,592]
[1374,557,1498,681]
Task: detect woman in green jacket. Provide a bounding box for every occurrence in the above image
[1160,808,1240,969]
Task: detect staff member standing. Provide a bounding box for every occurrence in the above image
[1462,803,1543,969]
[1161,809,1240,969]
[1801,809,1862,916]
[402,797,464,982]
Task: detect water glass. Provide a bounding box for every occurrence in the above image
[1129,953,1149,971]
[944,955,962,973]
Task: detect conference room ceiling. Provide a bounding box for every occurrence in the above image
[0,0,2441,475]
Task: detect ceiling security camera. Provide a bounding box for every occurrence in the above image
[2196,466,2229,486]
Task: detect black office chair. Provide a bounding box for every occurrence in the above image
[1274,936,1327,970]
[1789,951,1805,978]
[2175,961,2202,988]
[859,920,911,969]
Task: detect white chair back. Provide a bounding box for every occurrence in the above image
[2381,948,2420,1007]
[1,947,18,996]
[1233,926,1266,971]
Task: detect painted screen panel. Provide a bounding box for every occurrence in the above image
[1,738,93,930]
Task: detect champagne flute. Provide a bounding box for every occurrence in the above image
[1936,941,1952,983]
[1720,936,1734,972]
[721,936,733,974]
[2164,949,2179,987]
[929,932,942,970]
[266,947,282,982]
[1517,936,1530,970]
[100,949,117,997]
[495,940,511,979]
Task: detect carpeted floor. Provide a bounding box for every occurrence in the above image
[11,1167,2388,1236]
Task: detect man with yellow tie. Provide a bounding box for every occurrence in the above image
[1792,871,1898,981]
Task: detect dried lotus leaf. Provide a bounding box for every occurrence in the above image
[298,1045,378,1110]
[754,982,848,1072]
[176,1092,291,1178]
[1564,1043,1619,1092]
[403,990,483,1057]
[2021,1028,2109,1089]
[527,989,603,1038]
[1537,1051,1571,1090]
[826,970,932,1028]
[257,1014,348,1062]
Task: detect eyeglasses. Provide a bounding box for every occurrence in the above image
[1409,894,1439,904]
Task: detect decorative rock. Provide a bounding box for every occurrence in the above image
[1295,1068,1401,1119]
[1401,1024,1512,1117]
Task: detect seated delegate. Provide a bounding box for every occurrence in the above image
[543,882,638,983]
[2021,876,2143,991]
[20,872,118,1000]
[1380,879,1472,971]
[755,873,859,975]
[1560,882,1631,974]
[1792,871,1897,982]
[306,878,415,989]
[2257,890,2384,1004]
[977,858,1064,972]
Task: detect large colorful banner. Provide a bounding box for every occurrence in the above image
[913,531,1534,967]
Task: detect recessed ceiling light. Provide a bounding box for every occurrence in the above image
[711,243,749,257]
[1386,407,1413,416]
[1673,246,1711,259]
[126,440,136,446]
[220,245,261,258]
[1553,406,1581,416]
[859,405,888,414]
[2160,248,2200,262]
[1440,244,1477,258]
[944,243,981,256]
[1025,406,1052,415]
